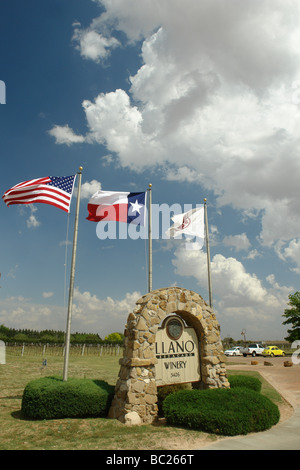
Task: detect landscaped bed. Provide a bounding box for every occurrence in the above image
[162,375,279,436]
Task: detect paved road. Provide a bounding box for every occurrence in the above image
[201,355,300,450]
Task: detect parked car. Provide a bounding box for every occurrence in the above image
[262,346,286,357]
[224,346,243,356]
[240,343,265,357]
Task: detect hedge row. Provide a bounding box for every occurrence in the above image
[21,376,115,420]
[228,374,262,392]
[22,374,280,437]
[162,375,280,436]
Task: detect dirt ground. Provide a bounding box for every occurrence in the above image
[165,355,300,450]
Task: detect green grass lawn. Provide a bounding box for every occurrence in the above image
[0,352,287,450]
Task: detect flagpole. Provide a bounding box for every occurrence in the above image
[63,166,83,381]
[204,198,213,308]
[148,183,152,292]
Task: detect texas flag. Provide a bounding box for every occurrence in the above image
[86,190,147,225]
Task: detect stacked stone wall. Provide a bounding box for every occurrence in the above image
[108,287,229,424]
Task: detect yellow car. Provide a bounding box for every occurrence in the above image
[262,346,286,357]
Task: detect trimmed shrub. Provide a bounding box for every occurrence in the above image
[21,376,115,420]
[162,388,280,436]
[157,383,191,416]
[228,374,262,392]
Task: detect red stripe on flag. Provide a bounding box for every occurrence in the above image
[3,178,51,195]
[6,198,70,212]
[3,186,71,203]
[86,203,128,222]
[2,175,75,214]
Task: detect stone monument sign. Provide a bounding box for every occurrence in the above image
[108,287,229,424]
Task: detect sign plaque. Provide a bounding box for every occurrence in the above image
[155,315,200,386]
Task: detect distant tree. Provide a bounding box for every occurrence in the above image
[104,332,124,344]
[222,337,235,347]
[40,334,57,344]
[283,292,300,342]
[70,332,102,344]
[71,333,87,344]
[84,333,102,344]
[0,324,10,341]
[0,325,102,344]
[13,333,29,343]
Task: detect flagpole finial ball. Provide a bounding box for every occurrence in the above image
[204,198,207,202]
[79,166,83,172]
[149,183,152,188]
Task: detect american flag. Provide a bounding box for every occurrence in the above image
[2,175,76,213]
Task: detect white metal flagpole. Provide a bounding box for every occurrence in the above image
[204,198,213,308]
[148,183,152,292]
[63,166,83,381]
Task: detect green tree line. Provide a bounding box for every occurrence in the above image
[0,325,124,345]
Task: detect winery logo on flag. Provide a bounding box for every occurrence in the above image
[174,213,192,232]
[165,206,205,248]
[86,190,147,226]
[2,175,76,213]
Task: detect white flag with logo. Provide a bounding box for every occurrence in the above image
[165,206,204,246]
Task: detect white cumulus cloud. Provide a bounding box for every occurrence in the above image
[172,245,292,338]
[48,125,85,146]
[54,0,300,249]
[72,288,141,333]
[80,180,102,199]
[0,290,142,337]
[73,28,120,62]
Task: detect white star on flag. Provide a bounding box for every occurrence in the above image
[129,199,143,214]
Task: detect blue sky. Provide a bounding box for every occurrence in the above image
[1,0,300,341]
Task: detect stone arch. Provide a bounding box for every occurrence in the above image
[108,287,229,424]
